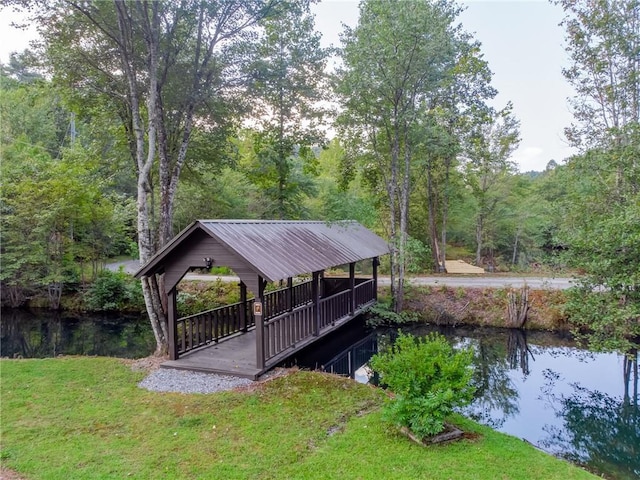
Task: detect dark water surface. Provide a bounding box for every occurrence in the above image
[1,308,155,359]
[290,322,640,480]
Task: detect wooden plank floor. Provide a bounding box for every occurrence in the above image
[162,330,264,380]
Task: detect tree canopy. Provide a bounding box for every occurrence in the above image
[1,0,638,354]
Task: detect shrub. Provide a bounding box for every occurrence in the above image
[177,279,240,316]
[365,301,416,327]
[370,332,475,439]
[84,269,144,312]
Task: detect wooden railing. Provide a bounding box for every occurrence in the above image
[318,290,351,330]
[263,279,313,319]
[263,279,377,363]
[355,279,376,308]
[176,277,376,361]
[177,300,255,355]
[264,303,314,360]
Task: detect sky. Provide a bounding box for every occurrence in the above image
[0,0,577,172]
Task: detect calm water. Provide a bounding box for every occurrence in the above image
[0,308,155,359]
[292,323,640,480]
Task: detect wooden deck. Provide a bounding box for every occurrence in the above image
[162,330,263,379]
[161,299,374,380]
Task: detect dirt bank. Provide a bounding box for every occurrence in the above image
[401,285,569,331]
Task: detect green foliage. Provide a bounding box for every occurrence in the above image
[404,236,432,274]
[463,105,521,265]
[0,73,137,307]
[84,270,143,312]
[544,1,640,352]
[555,0,639,149]
[242,1,329,220]
[562,200,640,352]
[177,279,241,316]
[365,301,416,327]
[370,332,475,439]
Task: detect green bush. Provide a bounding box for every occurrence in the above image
[84,269,144,312]
[177,279,240,316]
[365,301,416,327]
[370,332,475,439]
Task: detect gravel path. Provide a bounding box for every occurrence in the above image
[138,368,254,394]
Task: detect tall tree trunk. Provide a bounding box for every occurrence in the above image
[396,129,412,312]
[426,157,441,271]
[475,214,483,266]
[440,154,452,273]
[115,0,168,355]
[512,229,520,265]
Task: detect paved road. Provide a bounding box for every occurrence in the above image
[185,273,575,289]
[391,276,575,289]
[107,260,575,290]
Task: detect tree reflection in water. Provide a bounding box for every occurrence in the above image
[0,309,155,359]
[463,329,530,429]
[540,350,639,480]
[507,329,533,375]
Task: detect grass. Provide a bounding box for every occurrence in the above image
[1,357,597,480]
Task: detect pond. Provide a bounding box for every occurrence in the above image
[289,322,639,480]
[0,308,155,359]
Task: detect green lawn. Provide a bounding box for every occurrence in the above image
[1,357,596,480]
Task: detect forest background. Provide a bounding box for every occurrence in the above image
[1,0,638,355]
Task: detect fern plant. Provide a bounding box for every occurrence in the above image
[370,332,475,439]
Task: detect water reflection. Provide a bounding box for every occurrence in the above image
[539,351,639,480]
[1,308,155,359]
[450,328,639,480]
[468,330,521,429]
[295,324,639,480]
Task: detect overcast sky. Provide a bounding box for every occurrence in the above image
[1,0,577,171]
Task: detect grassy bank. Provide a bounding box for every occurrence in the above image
[1,357,596,479]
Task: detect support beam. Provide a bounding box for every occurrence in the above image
[239,281,247,332]
[373,257,379,301]
[349,262,356,315]
[312,271,320,336]
[167,287,179,360]
[287,277,293,311]
[255,277,266,369]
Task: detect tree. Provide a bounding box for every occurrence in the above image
[0,71,128,307]
[246,0,328,219]
[419,39,496,272]
[16,0,281,353]
[463,105,520,267]
[553,0,640,352]
[337,0,461,311]
[312,139,379,227]
[1,141,117,308]
[556,0,640,151]
[238,130,319,219]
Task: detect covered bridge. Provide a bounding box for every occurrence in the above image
[135,220,389,379]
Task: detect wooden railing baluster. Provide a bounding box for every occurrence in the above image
[174,278,376,358]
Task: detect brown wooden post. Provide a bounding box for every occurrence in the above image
[255,277,266,369]
[239,281,247,332]
[349,262,356,315]
[312,271,320,336]
[373,257,379,301]
[167,287,179,360]
[287,277,293,311]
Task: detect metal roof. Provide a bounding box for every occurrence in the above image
[136,220,389,282]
